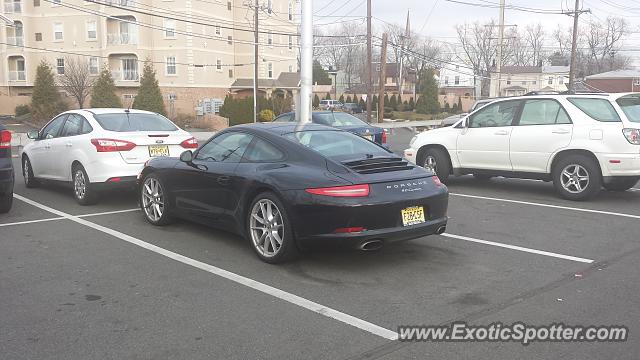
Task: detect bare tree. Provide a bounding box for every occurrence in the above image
[455,21,497,96]
[57,57,95,108]
[524,23,546,66]
[552,25,573,57]
[584,16,629,74]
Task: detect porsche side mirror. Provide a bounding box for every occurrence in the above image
[27,130,39,140]
[180,150,193,163]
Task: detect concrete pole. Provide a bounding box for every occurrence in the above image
[298,0,313,123]
[253,0,259,123]
[568,0,581,93]
[496,0,505,97]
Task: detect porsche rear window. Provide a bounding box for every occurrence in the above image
[94,113,178,132]
[284,130,388,159]
[313,112,367,127]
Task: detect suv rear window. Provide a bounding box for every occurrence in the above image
[94,112,178,132]
[568,98,621,122]
[616,95,640,123]
[284,130,388,160]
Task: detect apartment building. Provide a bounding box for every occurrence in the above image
[0,0,299,116]
[489,65,570,98]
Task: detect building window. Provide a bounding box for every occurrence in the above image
[288,1,293,20]
[454,76,460,85]
[89,57,99,75]
[227,1,231,10]
[267,32,273,45]
[56,58,65,75]
[506,80,511,85]
[216,59,222,71]
[166,56,176,75]
[86,21,97,40]
[122,58,138,80]
[53,22,63,41]
[164,19,175,38]
[559,77,564,84]
[35,32,42,41]
[34,0,40,6]
[228,69,233,78]
[288,35,293,50]
[444,76,448,85]
[268,63,273,78]
[227,35,232,45]
[215,25,221,36]
[288,65,293,72]
[548,76,553,85]
[168,94,177,101]
[521,81,526,85]
[634,78,640,86]
[532,80,537,85]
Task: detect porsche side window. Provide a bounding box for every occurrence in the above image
[196,132,253,163]
[244,138,284,162]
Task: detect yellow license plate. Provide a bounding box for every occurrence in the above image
[148,145,169,157]
[401,206,426,226]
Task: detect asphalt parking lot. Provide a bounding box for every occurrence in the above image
[2,130,640,359]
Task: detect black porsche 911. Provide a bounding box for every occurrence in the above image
[138,123,448,263]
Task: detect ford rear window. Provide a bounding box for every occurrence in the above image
[94,113,178,132]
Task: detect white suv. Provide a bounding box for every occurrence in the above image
[21,109,197,205]
[404,94,640,200]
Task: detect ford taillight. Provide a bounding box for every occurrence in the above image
[91,138,136,152]
[180,137,198,149]
[305,184,370,197]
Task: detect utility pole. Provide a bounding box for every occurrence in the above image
[253,0,259,123]
[366,0,372,122]
[398,10,410,97]
[566,0,589,93]
[378,33,388,123]
[495,0,505,97]
[298,0,313,123]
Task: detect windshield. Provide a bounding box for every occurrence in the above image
[284,130,389,160]
[94,112,178,132]
[616,95,640,123]
[313,112,368,127]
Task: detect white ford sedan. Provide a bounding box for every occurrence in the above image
[21,108,197,205]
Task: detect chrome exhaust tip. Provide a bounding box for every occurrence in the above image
[436,226,447,235]
[358,239,383,251]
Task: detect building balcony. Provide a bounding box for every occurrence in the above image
[111,69,139,82]
[7,36,24,47]
[3,1,21,13]
[8,70,26,81]
[107,33,138,45]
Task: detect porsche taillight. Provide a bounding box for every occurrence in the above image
[91,138,136,152]
[0,130,11,149]
[305,184,370,197]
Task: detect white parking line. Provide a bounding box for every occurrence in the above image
[12,194,398,341]
[0,208,139,228]
[441,233,594,264]
[450,193,640,220]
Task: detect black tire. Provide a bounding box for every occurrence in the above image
[22,156,38,188]
[552,154,602,201]
[246,192,298,264]
[473,174,493,181]
[72,165,99,205]
[140,173,174,226]
[420,147,451,183]
[0,191,12,213]
[603,177,640,192]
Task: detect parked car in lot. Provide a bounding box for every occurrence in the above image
[405,93,640,201]
[343,102,363,114]
[470,98,495,112]
[273,111,386,145]
[138,123,448,263]
[21,109,197,205]
[319,99,343,110]
[0,125,14,213]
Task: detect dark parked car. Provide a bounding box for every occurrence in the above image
[343,103,363,114]
[0,125,14,213]
[273,111,386,145]
[138,123,448,263]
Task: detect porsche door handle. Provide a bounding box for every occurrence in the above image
[217,176,231,185]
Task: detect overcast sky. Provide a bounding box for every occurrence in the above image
[312,0,640,65]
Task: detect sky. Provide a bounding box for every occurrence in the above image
[312,0,640,67]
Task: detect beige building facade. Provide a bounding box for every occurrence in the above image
[0,0,299,117]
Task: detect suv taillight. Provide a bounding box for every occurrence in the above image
[623,129,640,145]
[180,137,198,149]
[91,138,136,152]
[305,184,370,197]
[0,130,11,148]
